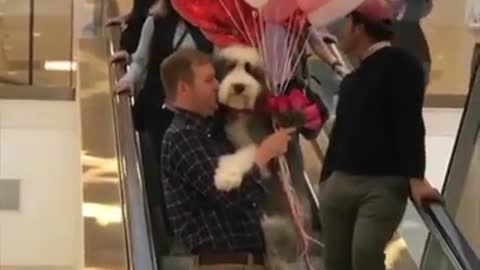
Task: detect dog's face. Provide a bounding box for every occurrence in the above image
[215,45,267,110]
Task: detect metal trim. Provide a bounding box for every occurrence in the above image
[0,84,75,101]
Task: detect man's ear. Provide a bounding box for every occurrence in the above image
[177,81,188,96]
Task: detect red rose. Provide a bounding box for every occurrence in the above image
[267,95,291,113]
[266,96,279,113]
[302,104,321,121]
[276,96,291,113]
[304,118,323,130]
[288,89,310,110]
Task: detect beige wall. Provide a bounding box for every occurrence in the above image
[0,100,83,269]
[422,0,476,96]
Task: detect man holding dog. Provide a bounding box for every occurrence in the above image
[316,1,442,270]
[159,48,294,269]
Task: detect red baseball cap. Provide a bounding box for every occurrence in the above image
[353,0,394,23]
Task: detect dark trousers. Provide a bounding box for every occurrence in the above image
[319,171,409,270]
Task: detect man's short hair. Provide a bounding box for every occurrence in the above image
[160,47,211,101]
[350,11,394,42]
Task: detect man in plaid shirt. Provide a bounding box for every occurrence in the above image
[159,48,293,261]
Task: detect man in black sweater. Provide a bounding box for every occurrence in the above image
[318,1,441,270]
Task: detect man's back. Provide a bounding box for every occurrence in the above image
[322,46,426,181]
[160,109,266,253]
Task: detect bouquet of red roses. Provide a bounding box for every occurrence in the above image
[266,88,325,131]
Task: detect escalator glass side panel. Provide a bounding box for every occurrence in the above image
[421,40,480,270]
[420,203,480,270]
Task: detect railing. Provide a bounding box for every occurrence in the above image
[420,202,480,270]
[104,1,157,270]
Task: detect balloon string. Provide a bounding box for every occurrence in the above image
[217,0,249,43]
[280,19,308,93]
[233,0,255,46]
[257,10,272,90]
[277,20,295,92]
[278,16,297,91]
[278,17,303,93]
[272,123,315,270]
[271,8,280,88]
[277,156,315,270]
[282,29,312,93]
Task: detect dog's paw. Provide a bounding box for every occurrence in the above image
[214,145,257,191]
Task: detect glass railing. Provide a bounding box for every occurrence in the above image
[420,203,480,270]
[0,0,74,89]
[422,43,480,270]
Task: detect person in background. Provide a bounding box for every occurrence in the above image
[392,0,433,84]
[159,48,293,269]
[318,1,442,270]
[106,0,156,53]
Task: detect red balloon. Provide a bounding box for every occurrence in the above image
[172,0,261,47]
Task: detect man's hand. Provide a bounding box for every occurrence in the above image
[114,79,134,95]
[110,50,130,64]
[409,178,442,207]
[309,28,338,64]
[255,127,296,169]
[105,14,129,30]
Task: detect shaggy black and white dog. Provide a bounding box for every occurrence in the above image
[212,45,305,270]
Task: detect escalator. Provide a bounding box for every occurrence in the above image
[102,1,480,270]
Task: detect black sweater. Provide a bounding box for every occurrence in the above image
[320,46,426,181]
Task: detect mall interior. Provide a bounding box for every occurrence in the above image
[0,0,478,269]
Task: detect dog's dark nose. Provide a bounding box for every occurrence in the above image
[233,84,245,94]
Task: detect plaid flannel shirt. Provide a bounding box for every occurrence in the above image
[160,108,266,253]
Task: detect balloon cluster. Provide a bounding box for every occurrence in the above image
[171,0,365,47]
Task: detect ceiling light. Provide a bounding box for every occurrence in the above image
[44,60,78,71]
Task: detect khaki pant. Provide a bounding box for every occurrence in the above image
[319,171,409,270]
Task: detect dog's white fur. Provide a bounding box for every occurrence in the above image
[217,46,264,111]
[214,45,265,191]
[213,45,300,270]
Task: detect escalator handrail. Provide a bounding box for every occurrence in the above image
[103,2,157,270]
[322,41,479,270]
[418,202,480,270]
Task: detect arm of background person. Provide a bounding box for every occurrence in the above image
[131,0,157,17]
[119,15,155,93]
